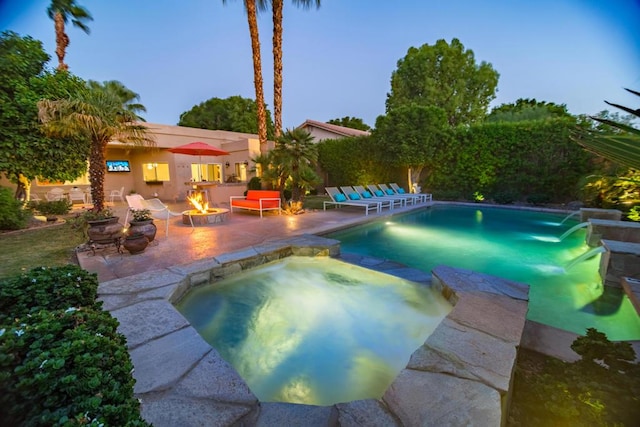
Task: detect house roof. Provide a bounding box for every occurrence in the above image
[298,119,371,138]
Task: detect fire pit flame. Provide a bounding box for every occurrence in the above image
[188,194,209,214]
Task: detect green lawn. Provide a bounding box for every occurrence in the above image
[0,222,85,280]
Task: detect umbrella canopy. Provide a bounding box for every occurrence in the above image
[168,142,230,181]
[168,141,230,157]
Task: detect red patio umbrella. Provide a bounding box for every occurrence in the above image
[168,141,230,181]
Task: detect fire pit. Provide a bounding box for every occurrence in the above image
[182,208,229,225]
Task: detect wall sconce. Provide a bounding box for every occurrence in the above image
[243,160,249,166]
[225,161,230,168]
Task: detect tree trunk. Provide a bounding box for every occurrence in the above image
[54,12,69,71]
[272,0,283,138]
[89,141,108,211]
[245,0,268,154]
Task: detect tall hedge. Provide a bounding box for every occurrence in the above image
[426,118,595,202]
[317,136,403,188]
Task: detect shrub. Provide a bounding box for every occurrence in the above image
[131,208,152,222]
[247,176,262,191]
[492,190,518,204]
[0,265,99,324]
[0,265,149,426]
[0,186,30,230]
[526,193,551,205]
[28,199,72,216]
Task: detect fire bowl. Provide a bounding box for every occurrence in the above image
[182,208,229,226]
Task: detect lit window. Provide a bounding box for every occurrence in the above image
[143,163,170,182]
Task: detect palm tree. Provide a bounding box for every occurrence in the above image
[574,88,640,169]
[223,0,269,153]
[47,0,92,71]
[271,128,320,201]
[38,81,155,211]
[272,0,320,137]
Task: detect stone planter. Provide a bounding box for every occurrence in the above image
[87,217,124,245]
[123,233,149,254]
[129,220,157,243]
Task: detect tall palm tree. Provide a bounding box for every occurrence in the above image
[38,82,155,211]
[47,0,92,71]
[272,0,320,137]
[223,0,269,153]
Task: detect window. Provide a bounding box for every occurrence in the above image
[143,162,170,182]
[234,162,248,182]
[190,163,222,183]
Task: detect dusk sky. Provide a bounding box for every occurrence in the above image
[2,0,639,129]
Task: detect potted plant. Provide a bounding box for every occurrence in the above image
[122,230,149,254]
[72,208,123,245]
[128,208,157,242]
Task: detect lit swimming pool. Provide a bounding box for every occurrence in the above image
[327,205,640,341]
[175,256,452,406]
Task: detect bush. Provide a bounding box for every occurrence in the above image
[0,186,30,230]
[526,193,551,205]
[247,176,262,191]
[492,190,518,204]
[0,265,149,426]
[0,265,99,324]
[509,328,640,426]
[29,199,72,216]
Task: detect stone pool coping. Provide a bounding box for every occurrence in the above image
[98,234,529,426]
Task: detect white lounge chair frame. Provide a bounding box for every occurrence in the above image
[341,186,399,210]
[324,187,380,215]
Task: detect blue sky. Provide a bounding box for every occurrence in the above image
[2,0,639,129]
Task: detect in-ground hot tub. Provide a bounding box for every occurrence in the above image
[175,256,452,406]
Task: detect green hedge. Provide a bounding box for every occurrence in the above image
[425,119,594,202]
[317,136,404,188]
[0,265,149,426]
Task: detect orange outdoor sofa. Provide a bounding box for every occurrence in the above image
[229,190,282,218]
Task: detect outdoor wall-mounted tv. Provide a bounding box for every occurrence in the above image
[106,160,131,172]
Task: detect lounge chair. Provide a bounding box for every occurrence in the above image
[324,187,380,215]
[388,183,431,203]
[344,185,402,209]
[366,184,415,205]
[353,185,407,208]
[125,194,186,236]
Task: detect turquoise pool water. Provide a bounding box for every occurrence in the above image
[327,205,640,341]
[175,256,452,405]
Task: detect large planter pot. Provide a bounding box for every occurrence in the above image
[123,233,149,254]
[128,220,157,243]
[87,217,124,245]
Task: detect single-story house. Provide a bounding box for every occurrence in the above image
[2,123,270,204]
[1,120,367,204]
[297,119,370,142]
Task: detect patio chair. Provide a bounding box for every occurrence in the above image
[68,188,86,204]
[45,187,65,201]
[366,184,415,205]
[125,194,187,236]
[388,183,431,203]
[340,186,398,210]
[324,187,380,216]
[352,185,405,208]
[108,186,125,203]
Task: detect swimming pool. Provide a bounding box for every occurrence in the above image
[327,205,640,341]
[175,256,452,405]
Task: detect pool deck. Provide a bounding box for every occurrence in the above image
[78,200,637,426]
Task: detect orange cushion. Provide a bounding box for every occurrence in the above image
[245,190,280,201]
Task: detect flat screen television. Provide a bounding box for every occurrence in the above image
[106,160,131,172]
